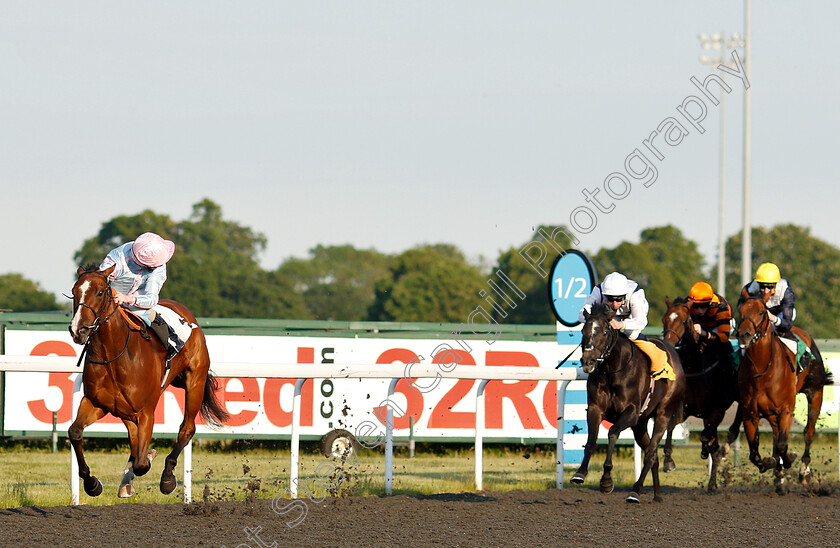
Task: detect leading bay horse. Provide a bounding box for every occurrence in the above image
[736,297,832,490]
[571,304,686,502]
[661,297,741,491]
[68,264,229,498]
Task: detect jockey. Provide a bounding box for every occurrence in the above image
[737,262,796,334]
[687,281,734,369]
[99,232,179,362]
[579,271,650,340]
[688,282,732,346]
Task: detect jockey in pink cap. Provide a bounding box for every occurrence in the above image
[99,232,179,361]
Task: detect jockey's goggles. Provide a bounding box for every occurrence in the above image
[758,283,776,290]
[606,295,625,303]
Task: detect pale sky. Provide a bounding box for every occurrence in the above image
[2,1,838,301]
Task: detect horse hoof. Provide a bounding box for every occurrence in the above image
[626,492,640,503]
[600,482,614,494]
[85,478,103,497]
[653,495,663,503]
[160,474,178,495]
[118,483,136,498]
[663,460,676,473]
[762,457,778,471]
[570,473,586,485]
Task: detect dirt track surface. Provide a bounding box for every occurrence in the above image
[2,483,840,547]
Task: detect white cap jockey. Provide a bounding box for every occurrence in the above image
[601,272,631,296]
[130,233,175,269]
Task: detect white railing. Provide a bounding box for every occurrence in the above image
[0,356,586,504]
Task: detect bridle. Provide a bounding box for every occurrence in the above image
[663,317,695,351]
[582,322,621,374]
[71,272,131,366]
[737,307,770,347]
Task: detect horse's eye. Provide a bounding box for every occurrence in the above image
[97,290,104,296]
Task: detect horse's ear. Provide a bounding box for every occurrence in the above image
[665,296,671,307]
[76,266,85,276]
[582,308,590,320]
[101,265,115,277]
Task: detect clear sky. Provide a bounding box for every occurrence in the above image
[2,1,838,300]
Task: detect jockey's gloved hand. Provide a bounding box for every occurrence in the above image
[114,293,136,305]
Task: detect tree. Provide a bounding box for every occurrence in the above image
[277,245,392,320]
[591,226,705,325]
[492,225,577,325]
[74,198,308,319]
[368,244,484,322]
[639,226,705,295]
[722,224,840,338]
[0,273,62,312]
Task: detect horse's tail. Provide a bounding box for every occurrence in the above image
[200,372,230,429]
[808,341,833,388]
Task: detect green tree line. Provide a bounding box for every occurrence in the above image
[2,199,838,337]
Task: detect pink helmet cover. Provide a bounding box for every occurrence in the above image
[130,232,175,268]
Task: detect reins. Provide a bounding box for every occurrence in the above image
[74,273,133,366]
[738,307,774,378]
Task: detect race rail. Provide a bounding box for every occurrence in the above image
[0,356,587,504]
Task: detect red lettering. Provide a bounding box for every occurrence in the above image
[264,378,314,427]
[26,341,77,423]
[373,348,424,429]
[542,381,558,430]
[485,351,542,429]
[218,377,260,427]
[427,350,476,428]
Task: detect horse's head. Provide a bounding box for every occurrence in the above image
[69,264,116,345]
[661,297,697,348]
[736,297,769,350]
[580,303,616,373]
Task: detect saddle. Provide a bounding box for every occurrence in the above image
[632,339,676,381]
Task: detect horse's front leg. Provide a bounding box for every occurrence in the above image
[742,408,770,473]
[132,410,156,477]
[68,397,106,497]
[571,403,604,486]
[119,419,157,498]
[601,407,639,494]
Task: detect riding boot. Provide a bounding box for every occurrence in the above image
[149,316,177,362]
[799,352,811,373]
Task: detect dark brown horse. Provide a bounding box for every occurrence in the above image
[661,297,741,491]
[68,264,229,498]
[736,297,832,490]
[571,304,686,502]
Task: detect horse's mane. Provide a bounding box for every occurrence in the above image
[589,302,614,319]
[671,296,688,306]
[80,263,100,274]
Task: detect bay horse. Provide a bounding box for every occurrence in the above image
[736,297,832,490]
[68,264,229,498]
[571,304,686,502]
[661,297,741,491]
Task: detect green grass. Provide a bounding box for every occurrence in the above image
[1,433,838,508]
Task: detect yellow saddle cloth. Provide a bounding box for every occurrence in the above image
[632,339,676,381]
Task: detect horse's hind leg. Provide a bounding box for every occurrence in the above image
[68,397,106,497]
[799,390,824,484]
[662,414,677,473]
[161,371,205,495]
[629,417,668,503]
[722,404,742,460]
